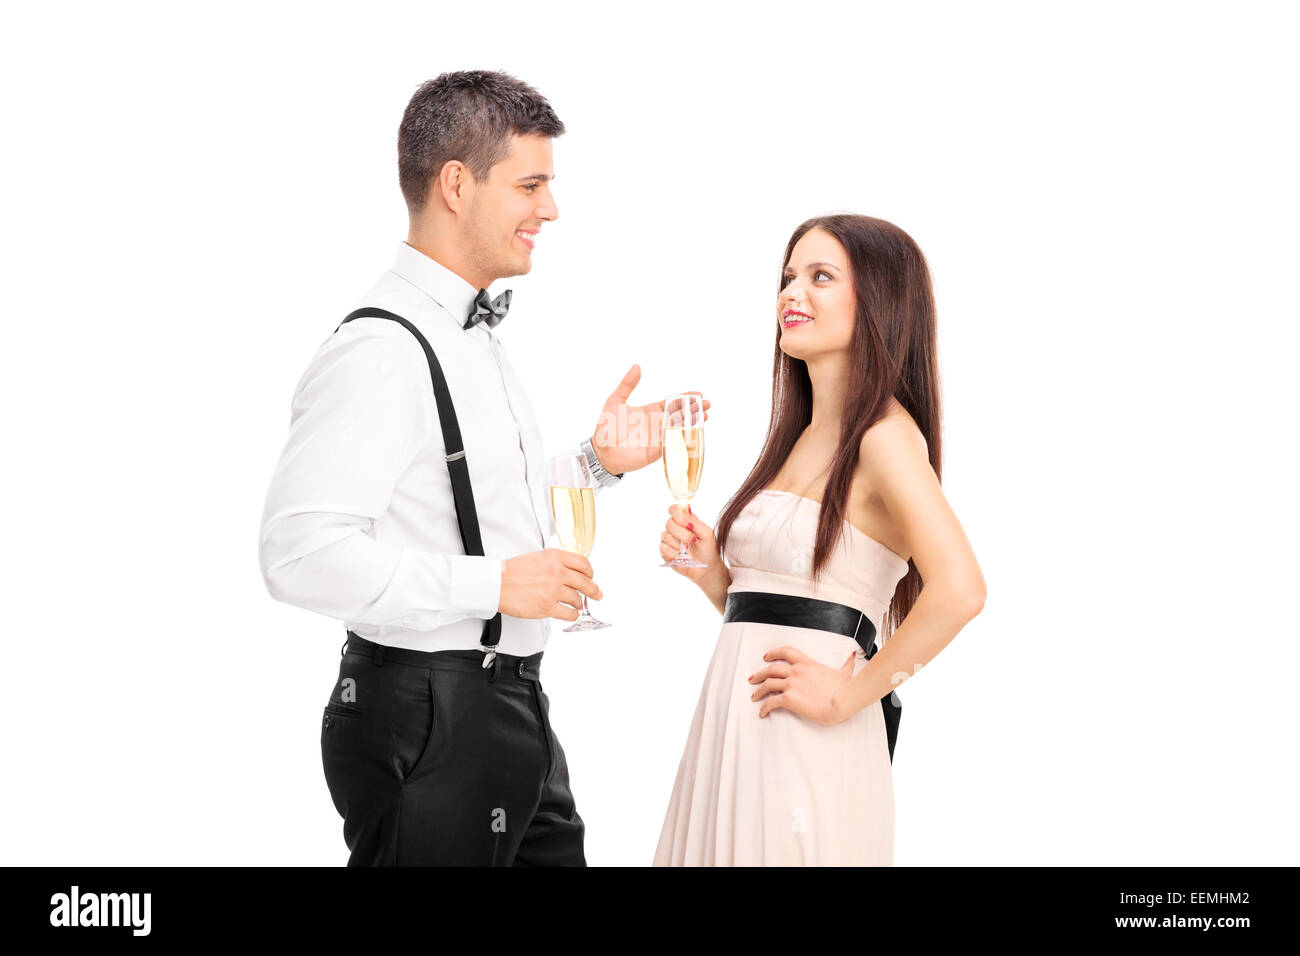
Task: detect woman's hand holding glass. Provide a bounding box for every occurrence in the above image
[659,392,708,568]
[658,504,720,584]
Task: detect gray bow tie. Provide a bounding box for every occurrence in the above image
[464,288,512,330]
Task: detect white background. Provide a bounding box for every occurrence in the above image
[2,0,1296,866]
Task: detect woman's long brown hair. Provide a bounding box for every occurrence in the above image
[713,214,943,645]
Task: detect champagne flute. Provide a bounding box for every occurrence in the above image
[548,453,611,631]
[660,392,708,568]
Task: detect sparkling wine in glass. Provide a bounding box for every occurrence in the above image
[660,392,708,568]
[548,453,611,631]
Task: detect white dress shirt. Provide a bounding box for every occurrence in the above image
[259,241,609,655]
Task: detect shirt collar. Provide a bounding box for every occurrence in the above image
[391,241,484,334]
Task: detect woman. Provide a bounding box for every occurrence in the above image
[652,214,986,866]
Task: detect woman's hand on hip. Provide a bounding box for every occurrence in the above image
[748,645,856,725]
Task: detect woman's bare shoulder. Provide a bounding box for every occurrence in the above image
[862,397,928,457]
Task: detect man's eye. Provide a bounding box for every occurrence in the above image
[523,183,539,192]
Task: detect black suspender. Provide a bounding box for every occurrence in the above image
[334,307,503,664]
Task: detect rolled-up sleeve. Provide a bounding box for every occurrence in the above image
[258,326,502,629]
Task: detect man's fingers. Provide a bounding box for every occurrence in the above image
[557,549,595,577]
[566,570,603,601]
[678,391,708,413]
[607,363,641,405]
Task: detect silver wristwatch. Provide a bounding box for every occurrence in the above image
[580,436,624,488]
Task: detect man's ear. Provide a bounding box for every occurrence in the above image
[435,159,471,214]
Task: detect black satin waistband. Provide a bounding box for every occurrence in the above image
[721,590,900,763]
[723,590,877,651]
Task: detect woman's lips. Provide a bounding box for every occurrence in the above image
[782,310,813,328]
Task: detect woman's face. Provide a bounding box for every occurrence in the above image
[778,227,855,359]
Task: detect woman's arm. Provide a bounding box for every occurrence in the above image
[700,560,733,616]
[831,417,986,721]
[660,503,731,615]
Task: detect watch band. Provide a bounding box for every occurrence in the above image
[580,436,624,487]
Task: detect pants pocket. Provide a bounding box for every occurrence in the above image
[323,700,364,721]
[321,655,369,723]
[320,660,373,816]
[390,668,441,784]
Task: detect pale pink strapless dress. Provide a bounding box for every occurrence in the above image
[652,489,911,866]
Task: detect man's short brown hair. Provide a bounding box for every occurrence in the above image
[397,70,565,215]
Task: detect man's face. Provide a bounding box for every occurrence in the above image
[462,132,558,284]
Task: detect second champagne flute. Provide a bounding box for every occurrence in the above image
[660,392,708,569]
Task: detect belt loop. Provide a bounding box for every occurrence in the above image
[372,644,386,667]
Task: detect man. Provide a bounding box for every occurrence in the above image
[258,70,707,866]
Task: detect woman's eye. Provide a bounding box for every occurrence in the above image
[781,271,830,287]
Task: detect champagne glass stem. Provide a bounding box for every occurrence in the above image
[677,497,692,559]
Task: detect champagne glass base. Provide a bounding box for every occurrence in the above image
[563,615,612,632]
[661,555,709,569]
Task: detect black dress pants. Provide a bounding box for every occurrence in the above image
[320,632,586,866]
